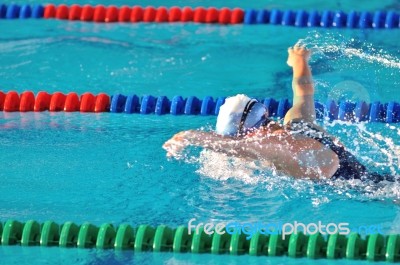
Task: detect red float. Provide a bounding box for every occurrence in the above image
[44,4,56,19]
[93,5,106,22]
[64,92,80,112]
[194,7,207,23]
[68,4,82,20]
[169,7,181,22]
[49,92,66,111]
[4,91,20,112]
[118,6,131,22]
[0,91,5,110]
[105,6,118,22]
[56,4,69,20]
[143,6,156,22]
[181,7,193,22]
[155,7,168,22]
[231,8,244,24]
[206,8,219,23]
[81,5,94,21]
[219,8,231,24]
[94,93,110,112]
[34,91,51,112]
[80,93,96,112]
[130,6,143,22]
[19,91,35,112]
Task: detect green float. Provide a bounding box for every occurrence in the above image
[114,224,135,250]
[172,226,192,253]
[2,220,24,245]
[40,221,60,246]
[268,234,289,256]
[230,232,250,255]
[211,231,231,254]
[21,220,41,246]
[288,232,308,258]
[153,225,175,252]
[96,223,116,249]
[249,232,269,256]
[59,222,79,247]
[134,225,155,251]
[346,232,367,260]
[326,233,347,259]
[367,234,386,261]
[307,233,327,259]
[386,234,400,262]
[77,222,99,248]
[191,227,212,253]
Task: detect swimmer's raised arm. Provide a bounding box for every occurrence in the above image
[284,43,316,124]
[162,130,287,162]
[287,44,313,96]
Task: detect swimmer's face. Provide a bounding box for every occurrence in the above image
[238,104,272,136]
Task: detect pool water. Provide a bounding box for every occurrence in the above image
[0,0,400,264]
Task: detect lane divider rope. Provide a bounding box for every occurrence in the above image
[0,4,399,29]
[0,220,399,262]
[0,90,399,123]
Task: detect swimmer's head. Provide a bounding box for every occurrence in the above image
[216,94,270,136]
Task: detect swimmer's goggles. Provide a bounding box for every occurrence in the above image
[237,99,271,136]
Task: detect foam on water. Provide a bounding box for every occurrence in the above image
[298,32,400,69]
[189,122,400,200]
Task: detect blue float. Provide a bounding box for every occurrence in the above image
[155,96,170,115]
[321,10,333,27]
[354,101,370,122]
[386,102,400,123]
[110,94,127,113]
[200,96,215,116]
[308,10,321,27]
[184,96,201,115]
[332,11,346,28]
[359,11,372,28]
[262,98,278,117]
[347,11,360,28]
[256,10,269,24]
[270,9,282,25]
[6,4,20,19]
[277,99,291,118]
[385,11,399,29]
[214,97,226,115]
[124,94,140,114]
[32,4,44,18]
[244,9,257,24]
[282,10,295,26]
[1,4,7,18]
[373,11,386,29]
[295,10,308,27]
[170,96,185,115]
[315,101,325,119]
[338,101,356,121]
[369,101,384,122]
[19,5,31,19]
[325,100,339,120]
[140,95,156,114]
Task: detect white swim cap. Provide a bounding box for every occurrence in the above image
[216,94,268,136]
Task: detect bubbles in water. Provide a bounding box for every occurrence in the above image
[175,121,400,204]
[299,31,400,101]
[328,80,371,104]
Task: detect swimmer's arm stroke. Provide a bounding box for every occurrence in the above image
[284,43,316,124]
[163,130,290,163]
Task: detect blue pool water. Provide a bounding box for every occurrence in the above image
[0,0,400,264]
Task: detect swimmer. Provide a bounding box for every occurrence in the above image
[163,42,394,183]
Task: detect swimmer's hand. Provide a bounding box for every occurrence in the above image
[287,43,311,67]
[162,130,193,158]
